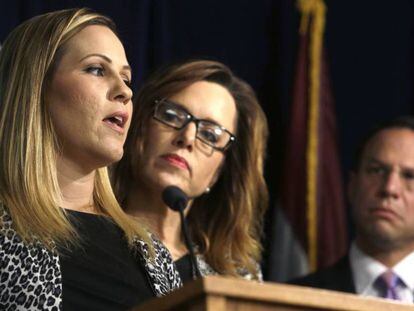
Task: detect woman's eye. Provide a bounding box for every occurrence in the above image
[162,109,181,122]
[123,79,132,88]
[85,66,104,76]
[200,129,219,144]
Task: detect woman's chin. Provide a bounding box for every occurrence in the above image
[154,179,189,196]
[87,148,125,170]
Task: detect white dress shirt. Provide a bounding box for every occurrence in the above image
[349,242,414,303]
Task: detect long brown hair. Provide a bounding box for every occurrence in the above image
[113,60,268,277]
[0,8,151,248]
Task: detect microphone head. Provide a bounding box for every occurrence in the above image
[162,186,188,212]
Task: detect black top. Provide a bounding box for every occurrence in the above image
[175,254,194,283]
[57,210,154,310]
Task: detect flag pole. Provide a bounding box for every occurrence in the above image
[297,0,326,272]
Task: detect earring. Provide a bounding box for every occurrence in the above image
[205,187,211,194]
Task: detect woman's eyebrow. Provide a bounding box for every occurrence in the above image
[166,99,222,126]
[79,53,131,72]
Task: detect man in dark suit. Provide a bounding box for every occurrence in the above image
[291,116,414,302]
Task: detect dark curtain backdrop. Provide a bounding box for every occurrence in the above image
[0,0,413,281]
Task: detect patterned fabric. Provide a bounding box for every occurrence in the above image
[0,207,182,310]
[195,252,263,281]
[134,235,183,296]
[0,208,62,310]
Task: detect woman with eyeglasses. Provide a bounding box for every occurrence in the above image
[113,60,269,282]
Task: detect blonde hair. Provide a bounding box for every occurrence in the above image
[113,60,269,277]
[0,8,151,248]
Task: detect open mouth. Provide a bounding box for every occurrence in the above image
[103,112,128,133]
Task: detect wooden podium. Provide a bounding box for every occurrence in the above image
[133,276,413,311]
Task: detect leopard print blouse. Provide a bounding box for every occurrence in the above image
[0,208,182,310]
[195,253,263,281]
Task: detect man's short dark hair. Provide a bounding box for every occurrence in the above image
[352,115,414,171]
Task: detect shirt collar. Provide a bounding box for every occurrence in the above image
[349,243,387,295]
[393,251,414,292]
[350,242,414,295]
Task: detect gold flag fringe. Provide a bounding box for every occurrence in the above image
[297,0,326,272]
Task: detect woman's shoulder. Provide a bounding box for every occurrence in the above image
[0,204,58,261]
[0,205,23,247]
[0,204,62,310]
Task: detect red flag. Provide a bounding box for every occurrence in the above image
[280,0,347,275]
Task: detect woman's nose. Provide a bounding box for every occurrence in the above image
[172,121,197,150]
[110,76,133,105]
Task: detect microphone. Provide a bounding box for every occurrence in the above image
[162,186,201,279]
[162,185,188,212]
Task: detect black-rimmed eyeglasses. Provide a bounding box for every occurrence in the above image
[153,99,236,152]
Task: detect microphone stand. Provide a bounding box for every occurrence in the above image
[162,186,202,280]
[178,207,202,279]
